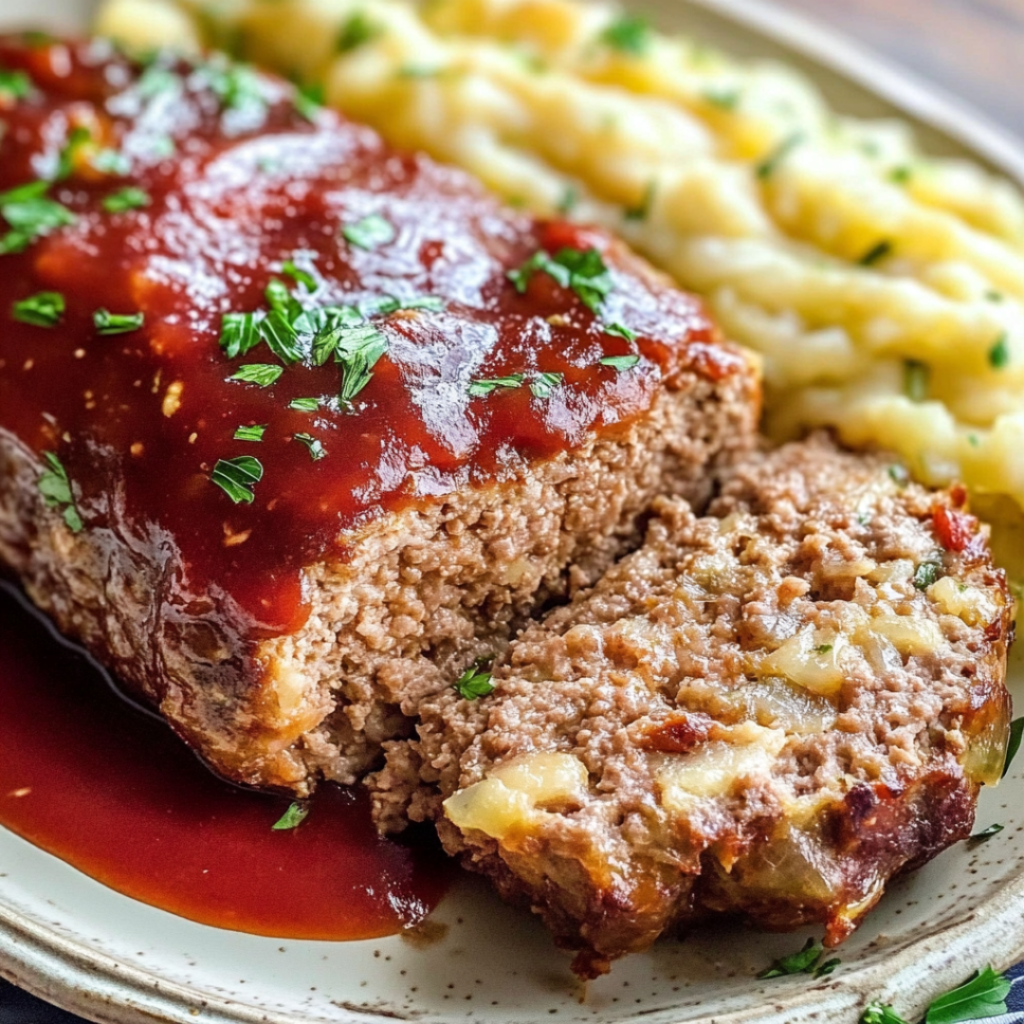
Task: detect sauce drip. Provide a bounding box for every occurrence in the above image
[0,582,451,939]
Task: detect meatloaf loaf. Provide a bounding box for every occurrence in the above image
[371,435,1013,977]
[0,38,759,793]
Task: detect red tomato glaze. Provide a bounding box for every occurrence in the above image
[0,581,451,938]
[0,36,724,637]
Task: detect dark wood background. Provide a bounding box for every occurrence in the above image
[781,0,1024,136]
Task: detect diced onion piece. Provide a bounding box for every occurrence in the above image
[656,724,786,809]
[759,630,848,696]
[927,575,999,627]
[443,751,588,840]
[869,614,943,655]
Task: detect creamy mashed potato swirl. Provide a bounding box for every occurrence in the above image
[97,0,1024,524]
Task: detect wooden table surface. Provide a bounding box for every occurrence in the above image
[779,0,1024,137]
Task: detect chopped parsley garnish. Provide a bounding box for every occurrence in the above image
[338,330,389,406]
[281,260,317,292]
[38,451,83,533]
[756,132,805,180]
[598,15,652,55]
[702,86,740,110]
[288,397,320,411]
[0,67,32,102]
[605,321,637,342]
[150,135,176,159]
[12,291,64,327]
[293,432,326,460]
[92,148,132,176]
[337,11,381,53]
[102,187,151,213]
[988,331,1010,369]
[294,82,323,122]
[861,966,1013,1023]
[55,125,92,181]
[397,63,444,79]
[342,213,395,251]
[624,181,656,222]
[233,424,266,442]
[903,359,930,402]
[0,180,77,255]
[968,822,1004,843]
[93,309,145,335]
[203,61,267,117]
[368,294,444,315]
[308,306,366,364]
[913,561,941,590]
[1002,716,1023,778]
[758,938,838,979]
[453,657,495,700]
[985,290,1004,303]
[272,801,309,830]
[530,371,563,399]
[508,247,613,317]
[859,239,892,266]
[888,464,909,487]
[889,165,913,185]
[815,644,833,654]
[219,312,263,358]
[468,373,525,397]
[210,455,263,504]
[599,354,640,371]
[228,363,284,387]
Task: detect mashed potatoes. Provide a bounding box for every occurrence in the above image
[97,0,1024,524]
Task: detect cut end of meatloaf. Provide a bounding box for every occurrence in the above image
[369,434,1013,977]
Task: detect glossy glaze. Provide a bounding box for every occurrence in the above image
[0,37,723,636]
[0,581,451,938]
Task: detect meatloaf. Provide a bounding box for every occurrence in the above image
[0,38,759,793]
[371,435,1013,977]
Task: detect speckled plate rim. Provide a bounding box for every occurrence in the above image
[1,0,1023,1022]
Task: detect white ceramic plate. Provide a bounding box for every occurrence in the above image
[1,2,1023,1022]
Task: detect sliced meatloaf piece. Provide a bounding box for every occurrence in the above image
[0,38,758,793]
[371,435,1013,976]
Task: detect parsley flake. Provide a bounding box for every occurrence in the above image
[337,11,381,52]
[624,181,656,222]
[293,432,326,461]
[859,239,892,266]
[288,397,320,411]
[453,657,495,700]
[12,291,64,327]
[210,455,263,504]
[756,132,805,180]
[599,354,640,371]
[294,82,323,122]
[889,166,913,185]
[815,644,833,654]
[599,15,651,55]
[233,424,266,442]
[367,294,444,315]
[342,213,395,251]
[757,938,834,979]
[55,125,92,181]
[968,822,1004,844]
[860,1003,908,1024]
[605,321,637,342]
[556,185,579,215]
[102,187,151,213]
[281,259,317,292]
[903,359,930,402]
[509,247,614,318]
[1003,716,1023,778]
[272,801,309,830]
[0,180,77,255]
[219,312,263,358]
[228,364,284,387]
[989,332,1010,369]
[338,330,388,406]
[0,67,32,102]
[924,965,1011,1023]
[913,561,941,590]
[702,86,740,110]
[93,309,144,335]
[468,373,525,397]
[888,464,909,487]
[530,371,563,399]
[38,451,83,532]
